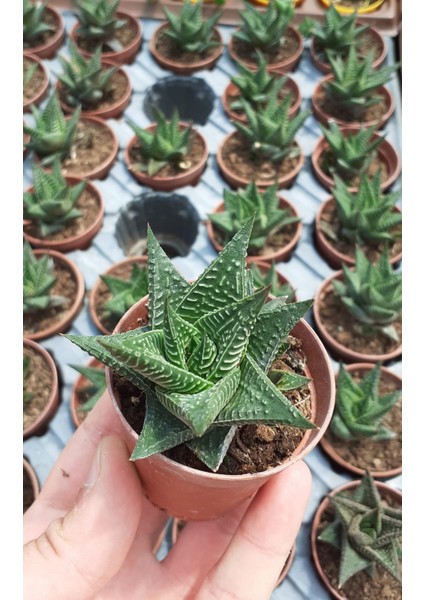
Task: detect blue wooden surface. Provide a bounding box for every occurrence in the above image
[23,12,402,599]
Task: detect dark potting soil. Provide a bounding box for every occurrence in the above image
[213,220,298,258]
[23,345,54,432]
[23,465,36,513]
[23,56,47,103]
[232,27,300,66]
[23,8,59,49]
[60,120,115,176]
[114,335,313,475]
[314,28,384,66]
[76,17,138,54]
[59,69,128,112]
[318,147,389,189]
[155,26,222,64]
[316,85,389,125]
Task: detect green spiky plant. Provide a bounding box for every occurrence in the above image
[332,247,402,342]
[66,217,316,472]
[100,263,149,325]
[331,362,400,441]
[57,41,119,108]
[208,181,300,252]
[317,471,402,588]
[74,0,127,52]
[23,158,86,237]
[23,0,54,46]
[23,91,81,166]
[23,355,33,407]
[23,60,39,90]
[161,0,222,55]
[127,108,193,177]
[250,262,296,302]
[23,241,67,314]
[70,363,107,414]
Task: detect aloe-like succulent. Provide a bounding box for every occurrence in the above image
[23,158,86,237]
[250,262,296,302]
[66,218,316,472]
[162,0,222,54]
[100,263,149,322]
[23,355,33,406]
[23,91,81,165]
[127,108,193,176]
[332,248,402,342]
[23,60,39,89]
[23,0,53,45]
[23,241,67,314]
[74,0,127,52]
[57,41,119,108]
[209,181,300,251]
[70,363,107,414]
[233,0,295,54]
[318,471,402,588]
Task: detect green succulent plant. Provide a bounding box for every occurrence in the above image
[332,247,402,342]
[250,262,296,302]
[23,158,86,237]
[331,362,400,442]
[23,355,33,406]
[74,0,127,52]
[318,471,402,588]
[162,0,222,54]
[23,60,39,89]
[66,218,316,472]
[23,0,53,45]
[23,241,67,314]
[57,41,119,108]
[233,0,295,54]
[208,181,300,251]
[70,362,107,414]
[100,263,149,322]
[23,91,81,166]
[127,108,193,177]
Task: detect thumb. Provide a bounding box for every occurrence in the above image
[24,436,143,600]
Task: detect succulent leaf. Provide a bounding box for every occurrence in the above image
[74,0,126,50]
[162,0,222,54]
[23,0,53,44]
[23,241,67,314]
[233,0,295,53]
[69,363,106,413]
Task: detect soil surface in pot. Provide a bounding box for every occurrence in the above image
[318,147,389,189]
[23,56,47,104]
[213,219,298,258]
[314,28,383,65]
[23,465,36,513]
[23,345,54,432]
[154,27,221,64]
[23,9,59,50]
[59,69,128,112]
[318,200,402,263]
[315,86,389,125]
[60,120,115,177]
[114,334,313,475]
[24,184,100,243]
[221,132,301,183]
[232,28,300,66]
[317,286,402,357]
[228,82,295,120]
[75,17,138,54]
[23,258,79,337]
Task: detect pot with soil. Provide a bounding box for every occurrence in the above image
[69,358,106,427]
[23,338,60,439]
[23,52,49,113]
[23,1,65,59]
[23,457,40,513]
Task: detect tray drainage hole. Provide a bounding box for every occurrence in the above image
[115,192,200,258]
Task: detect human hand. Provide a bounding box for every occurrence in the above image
[24,391,312,600]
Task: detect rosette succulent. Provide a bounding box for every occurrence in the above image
[74,0,127,52]
[100,263,149,323]
[23,241,66,314]
[161,0,222,54]
[250,262,296,302]
[23,0,53,45]
[70,362,107,414]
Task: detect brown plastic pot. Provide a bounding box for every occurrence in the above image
[23,177,104,253]
[311,76,395,130]
[311,478,402,600]
[23,457,40,512]
[313,270,402,364]
[207,197,302,264]
[23,338,60,439]
[70,357,105,428]
[216,131,304,190]
[23,52,49,113]
[105,294,335,521]
[69,11,142,65]
[124,124,208,191]
[311,130,401,193]
[23,5,65,59]
[320,363,402,479]
[149,23,224,75]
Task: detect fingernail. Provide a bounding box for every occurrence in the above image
[85,440,103,490]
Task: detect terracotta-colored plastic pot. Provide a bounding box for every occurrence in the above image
[23,177,104,253]
[23,456,40,512]
[89,255,149,335]
[57,62,132,120]
[23,5,65,59]
[69,11,142,65]
[313,270,402,364]
[250,260,298,301]
[319,0,387,16]
[149,23,224,75]
[70,357,105,428]
[217,131,304,190]
[228,26,304,73]
[311,478,402,600]
[24,249,85,342]
[105,295,335,521]
[23,338,60,439]
[311,76,395,131]
[23,52,49,113]
[124,124,208,191]
[222,75,301,125]
[309,26,387,74]
[314,196,402,270]
[207,197,302,264]
[311,130,401,193]
[320,363,402,479]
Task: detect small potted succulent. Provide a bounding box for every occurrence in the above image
[315,170,402,269]
[149,0,224,76]
[23,91,118,180]
[23,456,40,513]
[221,50,301,124]
[23,241,85,342]
[56,41,132,120]
[206,181,302,263]
[66,218,335,520]
[217,89,309,189]
[311,121,401,193]
[250,261,297,302]
[311,471,402,600]
[228,0,304,72]
[313,247,402,364]
[70,0,142,65]
[320,362,402,478]
[23,0,65,59]
[69,359,107,427]
[23,52,49,113]
[23,158,104,253]
[124,108,208,191]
